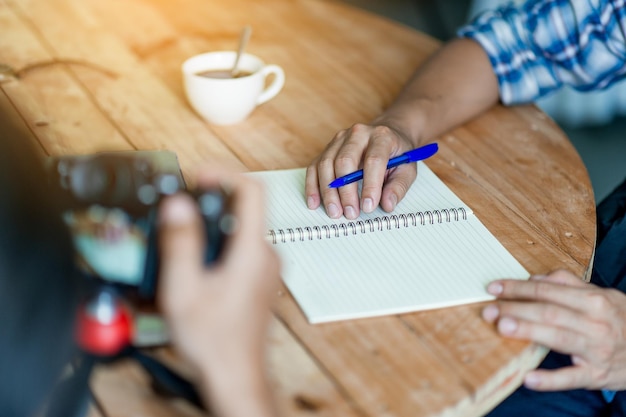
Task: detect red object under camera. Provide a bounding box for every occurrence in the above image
[75,294,133,357]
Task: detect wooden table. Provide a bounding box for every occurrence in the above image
[0,0,596,416]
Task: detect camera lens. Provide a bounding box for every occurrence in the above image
[198,192,223,218]
[69,157,134,205]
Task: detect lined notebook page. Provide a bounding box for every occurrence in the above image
[249,164,529,324]
[250,163,471,231]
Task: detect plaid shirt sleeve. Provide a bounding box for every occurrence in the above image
[457,0,626,105]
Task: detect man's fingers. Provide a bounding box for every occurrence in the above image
[487,278,591,312]
[495,315,590,356]
[360,128,399,213]
[304,163,322,210]
[532,269,588,287]
[333,127,370,220]
[316,132,348,219]
[523,366,591,391]
[380,163,417,212]
[312,123,418,218]
[491,300,580,331]
[158,194,205,305]
[219,174,280,293]
[226,174,267,246]
[483,299,612,356]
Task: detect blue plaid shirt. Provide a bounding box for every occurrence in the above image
[458,0,626,105]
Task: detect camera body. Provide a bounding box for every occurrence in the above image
[48,151,230,301]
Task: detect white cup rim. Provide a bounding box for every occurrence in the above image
[182,51,265,77]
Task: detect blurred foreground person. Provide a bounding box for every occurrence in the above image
[0,110,280,417]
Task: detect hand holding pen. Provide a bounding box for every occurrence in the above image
[305,122,439,220]
[328,143,438,188]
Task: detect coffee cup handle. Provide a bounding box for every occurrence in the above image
[256,65,285,105]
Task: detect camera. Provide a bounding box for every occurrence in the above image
[48,151,231,301]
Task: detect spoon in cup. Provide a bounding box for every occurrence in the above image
[231,25,252,78]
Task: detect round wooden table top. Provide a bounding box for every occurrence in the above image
[0,0,595,416]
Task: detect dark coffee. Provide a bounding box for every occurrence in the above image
[195,69,254,79]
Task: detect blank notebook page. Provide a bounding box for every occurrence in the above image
[249,163,529,324]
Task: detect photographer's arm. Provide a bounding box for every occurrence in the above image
[158,170,280,417]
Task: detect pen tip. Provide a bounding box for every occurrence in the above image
[328,179,341,188]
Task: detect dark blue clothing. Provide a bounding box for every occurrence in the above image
[486,177,626,416]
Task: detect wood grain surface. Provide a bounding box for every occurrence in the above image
[0,0,595,416]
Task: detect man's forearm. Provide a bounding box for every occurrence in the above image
[373,38,500,145]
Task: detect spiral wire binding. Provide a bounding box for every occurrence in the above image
[268,207,467,244]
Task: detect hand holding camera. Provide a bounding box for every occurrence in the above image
[49,151,234,301]
[157,168,280,417]
[47,152,280,416]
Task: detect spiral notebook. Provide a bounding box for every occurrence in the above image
[249,163,529,324]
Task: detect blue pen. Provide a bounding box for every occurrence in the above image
[328,143,439,188]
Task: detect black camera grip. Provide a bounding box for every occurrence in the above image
[195,189,230,263]
[140,189,230,300]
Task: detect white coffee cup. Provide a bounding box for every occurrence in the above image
[182,51,285,125]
